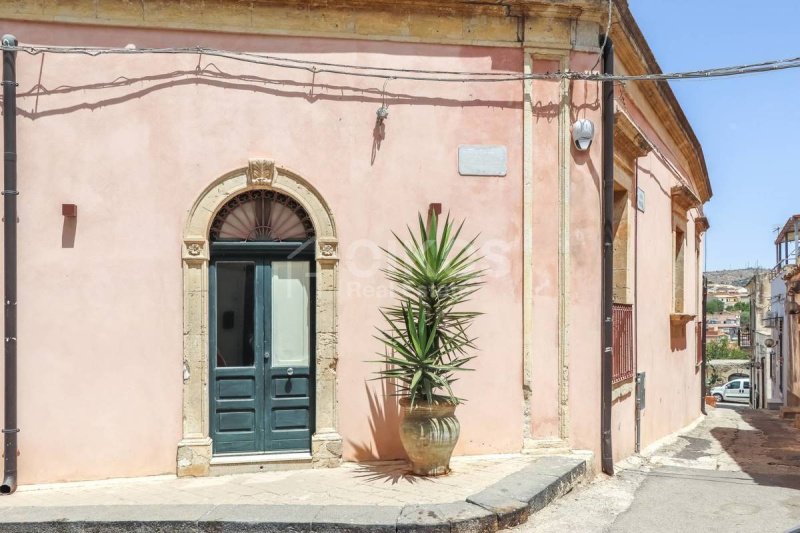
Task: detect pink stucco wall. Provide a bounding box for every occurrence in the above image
[567,52,604,458]
[528,58,563,440]
[634,149,703,449]
[611,94,704,458]
[0,18,705,485]
[0,20,524,484]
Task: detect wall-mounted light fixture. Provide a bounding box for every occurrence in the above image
[571,118,595,151]
[376,105,389,124]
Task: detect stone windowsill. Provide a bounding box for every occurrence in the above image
[612,377,635,402]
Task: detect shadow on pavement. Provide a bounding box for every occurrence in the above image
[709,406,800,491]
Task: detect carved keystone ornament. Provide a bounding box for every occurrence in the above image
[247,158,276,186]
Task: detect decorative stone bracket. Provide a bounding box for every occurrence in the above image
[695,216,710,235]
[671,185,701,214]
[669,313,696,327]
[614,109,650,175]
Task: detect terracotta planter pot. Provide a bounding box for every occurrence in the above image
[398,398,460,476]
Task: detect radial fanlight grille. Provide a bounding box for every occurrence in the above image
[210,190,315,242]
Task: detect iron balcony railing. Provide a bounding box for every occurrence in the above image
[770,251,798,280]
[612,303,634,384]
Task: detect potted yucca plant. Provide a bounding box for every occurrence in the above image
[374,212,484,476]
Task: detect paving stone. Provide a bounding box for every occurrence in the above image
[0,455,587,532]
[479,475,561,514]
[0,521,202,533]
[312,505,401,532]
[396,504,450,533]
[465,490,530,530]
[424,502,498,533]
[0,505,214,523]
[200,504,322,532]
[521,456,587,484]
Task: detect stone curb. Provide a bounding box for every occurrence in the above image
[0,456,587,533]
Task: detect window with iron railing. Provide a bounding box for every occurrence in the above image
[612,303,634,383]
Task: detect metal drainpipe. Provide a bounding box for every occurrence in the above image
[1,34,19,495]
[701,276,708,415]
[633,145,641,454]
[600,36,615,476]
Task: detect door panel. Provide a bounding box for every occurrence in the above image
[211,255,313,456]
[271,261,311,367]
[210,260,264,455]
[266,261,313,452]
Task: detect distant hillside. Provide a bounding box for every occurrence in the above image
[705,268,765,287]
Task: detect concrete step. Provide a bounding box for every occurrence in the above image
[0,455,590,532]
[779,406,800,418]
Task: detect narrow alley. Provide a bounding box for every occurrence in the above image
[516,405,800,532]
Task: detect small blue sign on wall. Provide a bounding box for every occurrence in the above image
[637,187,646,212]
[458,145,508,177]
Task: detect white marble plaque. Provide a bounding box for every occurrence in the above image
[458,145,507,177]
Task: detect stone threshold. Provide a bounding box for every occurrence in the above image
[0,455,589,532]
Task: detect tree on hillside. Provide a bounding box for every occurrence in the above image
[730,301,750,313]
[729,301,751,326]
[706,299,725,314]
[706,338,748,360]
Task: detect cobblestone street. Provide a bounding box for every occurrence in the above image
[516,405,800,533]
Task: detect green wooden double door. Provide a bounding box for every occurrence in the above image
[210,250,315,455]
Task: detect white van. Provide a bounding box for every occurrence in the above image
[710,378,750,403]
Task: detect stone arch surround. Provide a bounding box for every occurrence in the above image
[177,158,342,476]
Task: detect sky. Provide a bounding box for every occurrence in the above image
[628,1,800,272]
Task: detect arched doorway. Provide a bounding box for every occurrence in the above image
[209,190,316,455]
[177,159,342,476]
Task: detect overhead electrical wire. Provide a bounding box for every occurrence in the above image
[591,0,614,72]
[2,44,800,83]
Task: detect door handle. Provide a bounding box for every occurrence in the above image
[264,351,270,362]
[287,368,294,376]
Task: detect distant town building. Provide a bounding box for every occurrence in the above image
[706,359,750,387]
[747,271,771,408]
[706,312,741,342]
[708,283,749,306]
[764,215,800,408]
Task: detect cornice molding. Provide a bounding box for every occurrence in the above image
[671,185,701,213]
[614,109,650,174]
[0,0,609,49]
[695,216,710,235]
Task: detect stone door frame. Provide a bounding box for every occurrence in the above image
[177,159,342,476]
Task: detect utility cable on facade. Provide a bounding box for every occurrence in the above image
[1,44,800,83]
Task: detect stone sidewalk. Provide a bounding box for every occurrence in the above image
[514,405,800,533]
[0,453,591,532]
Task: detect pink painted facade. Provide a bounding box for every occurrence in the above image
[0,0,710,485]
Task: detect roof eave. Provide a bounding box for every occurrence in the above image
[612,0,712,204]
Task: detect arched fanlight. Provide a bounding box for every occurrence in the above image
[210,190,315,242]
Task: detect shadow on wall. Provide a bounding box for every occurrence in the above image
[348,379,405,463]
[17,62,522,121]
[709,406,800,491]
[61,215,76,248]
[671,324,687,351]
